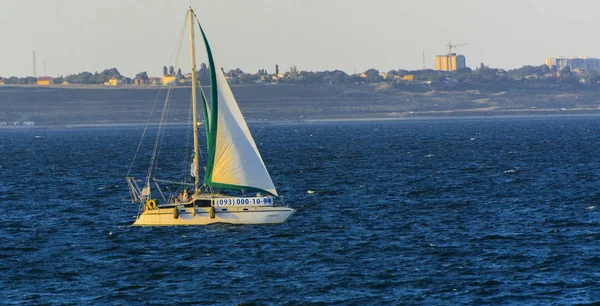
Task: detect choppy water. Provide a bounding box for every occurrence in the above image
[1,117,600,305]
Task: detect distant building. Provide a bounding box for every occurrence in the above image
[61,81,70,85]
[402,75,414,81]
[436,54,466,71]
[133,78,146,85]
[178,73,193,85]
[161,75,176,85]
[105,76,121,86]
[37,76,52,85]
[149,77,161,85]
[545,56,600,72]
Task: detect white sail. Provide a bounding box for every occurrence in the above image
[208,60,278,196]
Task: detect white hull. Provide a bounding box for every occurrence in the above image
[132,205,295,226]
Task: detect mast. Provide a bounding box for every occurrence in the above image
[189,7,200,193]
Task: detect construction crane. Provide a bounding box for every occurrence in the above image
[447,41,470,55]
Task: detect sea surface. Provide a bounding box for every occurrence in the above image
[1,117,600,305]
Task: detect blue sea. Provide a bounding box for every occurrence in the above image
[1,117,600,305]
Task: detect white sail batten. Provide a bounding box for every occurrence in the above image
[209,60,278,196]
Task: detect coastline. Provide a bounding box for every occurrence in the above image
[3,111,600,130]
[3,84,600,127]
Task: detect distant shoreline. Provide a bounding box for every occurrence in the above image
[301,112,600,123]
[3,112,600,131]
[3,84,600,127]
[0,84,182,89]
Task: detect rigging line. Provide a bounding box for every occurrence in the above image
[166,11,190,68]
[153,86,175,173]
[152,80,178,179]
[151,93,168,178]
[150,12,188,183]
[170,7,192,184]
[126,84,166,178]
[196,101,206,165]
[195,107,206,169]
[170,11,186,84]
[147,87,172,181]
[181,97,193,184]
[154,178,195,186]
[153,180,168,203]
[154,42,187,182]
[128,13,187,179]
[152,86,174,178]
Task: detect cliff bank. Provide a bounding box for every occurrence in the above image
[1,83,599,126]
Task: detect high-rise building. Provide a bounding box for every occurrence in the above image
[435,54,466,71]
[545,56,600,72]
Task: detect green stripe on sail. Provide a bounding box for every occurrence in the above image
[196,21,218,186]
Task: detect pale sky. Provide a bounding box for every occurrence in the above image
[2,0,599,78]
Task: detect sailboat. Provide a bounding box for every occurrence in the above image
[126,8,295,226]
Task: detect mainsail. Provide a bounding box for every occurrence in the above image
[197,23,278,196]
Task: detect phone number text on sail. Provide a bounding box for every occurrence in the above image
[214,197,273,207]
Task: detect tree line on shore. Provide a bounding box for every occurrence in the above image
[1,63,598,90]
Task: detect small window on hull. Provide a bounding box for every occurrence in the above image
[194,200,211,207]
